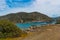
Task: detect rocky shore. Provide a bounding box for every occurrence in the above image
[22,24,60,40]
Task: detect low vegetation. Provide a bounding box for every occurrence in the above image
[0,20,27,38]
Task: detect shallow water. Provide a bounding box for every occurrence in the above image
[16,21,56,29]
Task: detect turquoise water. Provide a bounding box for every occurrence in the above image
[16,21,56,29]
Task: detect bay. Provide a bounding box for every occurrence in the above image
[16,21,56,29]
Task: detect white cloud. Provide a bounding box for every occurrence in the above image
[49,0,60,5]
[31,0,60,17]
[0,0,60,17]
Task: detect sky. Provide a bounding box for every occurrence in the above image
[0,0,60,17]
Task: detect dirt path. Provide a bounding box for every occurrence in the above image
[22,24,60,40]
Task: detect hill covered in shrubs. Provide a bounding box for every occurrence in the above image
[0,12,52,23]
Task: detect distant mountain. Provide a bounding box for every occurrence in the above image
[54,17,60,24]
[0,12,52,23]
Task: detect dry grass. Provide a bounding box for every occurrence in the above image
[22,24,60,40]
[1,24,60,40]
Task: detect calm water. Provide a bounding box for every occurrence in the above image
[16,21,56,29]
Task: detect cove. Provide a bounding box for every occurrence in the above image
[16,21,56,29]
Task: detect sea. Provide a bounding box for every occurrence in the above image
[16,21,56,29]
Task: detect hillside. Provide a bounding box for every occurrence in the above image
[0,12,52,23]
[2,24,60,40]
[0,20,26,38]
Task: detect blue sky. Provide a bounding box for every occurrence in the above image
[0,0,60,17]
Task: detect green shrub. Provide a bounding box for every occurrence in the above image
[0,20,24,38]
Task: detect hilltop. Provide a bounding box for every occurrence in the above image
[0,12,52,23]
